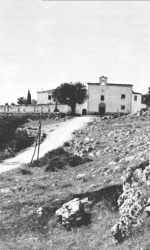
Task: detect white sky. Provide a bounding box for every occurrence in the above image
[0,1,150,105]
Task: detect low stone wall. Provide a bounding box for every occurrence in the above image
[0,104,71,114]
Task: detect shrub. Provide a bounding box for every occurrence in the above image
[68,155,86,167]
[30,147,93,171]
[59,113,66,118]
[45,156,66,172]
[64,142,70,147]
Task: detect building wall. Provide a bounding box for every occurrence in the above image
[131,94,147,113]
[88,84,132,114]
[76,101,88,115]
[37,91,55,104]
[132,94,142,113]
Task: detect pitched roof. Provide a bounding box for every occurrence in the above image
[37,89,54,94]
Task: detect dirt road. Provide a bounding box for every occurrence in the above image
[0,116,93,173]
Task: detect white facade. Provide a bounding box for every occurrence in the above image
[88,76,133,115]
[76,101,88,115]
[132,92,147,113]
[37,90,55,105]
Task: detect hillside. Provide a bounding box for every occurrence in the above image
[0,115,150,250]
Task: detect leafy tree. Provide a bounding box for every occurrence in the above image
[11,103,15,106]
[143,87,150,106]
[52,82,87,115]
[5,103,9,106]
[27,90,31,104]
[17,97,27,105]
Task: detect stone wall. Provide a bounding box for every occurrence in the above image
[76,101,88,115]
[0,104,71,114]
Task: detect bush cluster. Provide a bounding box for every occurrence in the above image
[30,147,92,171]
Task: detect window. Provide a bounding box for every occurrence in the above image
[134,95,137,101]
[121,94,125,99]
[101,95,104,101]
[48,95,51,100]
[121,105,125,110]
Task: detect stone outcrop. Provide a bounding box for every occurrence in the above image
[55,198,90,229]
[111,159,150,243]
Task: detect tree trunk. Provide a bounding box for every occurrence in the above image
[71,104,76,116]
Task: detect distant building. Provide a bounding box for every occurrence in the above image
[37,88,86,114]
[36,76,146,115]
[132,91,146,114]
[37,89,55,105]
[87,76,146,116]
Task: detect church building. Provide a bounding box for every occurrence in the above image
[87,76,146,116]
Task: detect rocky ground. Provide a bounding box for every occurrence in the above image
[0,115,150,249]
[64,115,150,183]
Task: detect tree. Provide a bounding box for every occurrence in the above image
[31,99,37,105]
[27,90,31,104]
[143,87,150,107]
[52,82,87,115]
[17,97,27,105]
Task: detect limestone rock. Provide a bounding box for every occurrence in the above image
[111,158,150,243]
[55,198,90,229]
[77,173,86,180]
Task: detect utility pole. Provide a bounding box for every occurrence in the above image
[37,112,42,164]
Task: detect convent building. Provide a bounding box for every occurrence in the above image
[37,76,146,116]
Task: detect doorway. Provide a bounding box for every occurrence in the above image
[82,109,87,115]
[99,103,106,116]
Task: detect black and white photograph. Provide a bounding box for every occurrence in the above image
[0,1,150,249]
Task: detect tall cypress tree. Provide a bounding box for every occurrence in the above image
[27,90,31,104]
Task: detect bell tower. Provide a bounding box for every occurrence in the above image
[99,76,108,85]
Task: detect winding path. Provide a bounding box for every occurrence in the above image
[0,116,93,173]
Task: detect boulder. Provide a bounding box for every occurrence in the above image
[55,198,90,229]
[77,173,86,180]
[84,137,90,144]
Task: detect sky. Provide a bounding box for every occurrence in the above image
[1,1,150,105]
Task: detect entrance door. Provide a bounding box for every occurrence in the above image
[82,109,87,115]
[99,107,105,116]
[99,103,106,116]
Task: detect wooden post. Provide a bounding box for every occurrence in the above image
[37,112,42,164]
